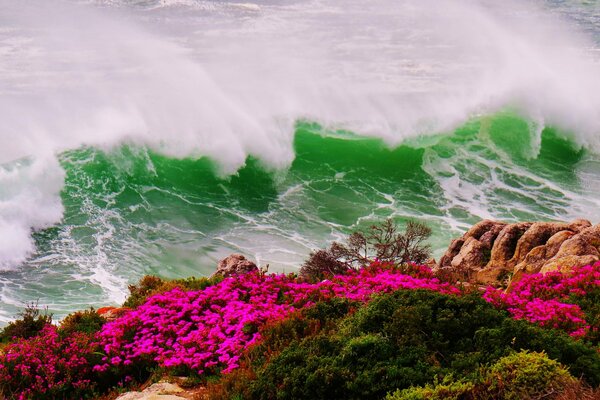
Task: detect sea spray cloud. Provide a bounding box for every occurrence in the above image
[0,156,64,269]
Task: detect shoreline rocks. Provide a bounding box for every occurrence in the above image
[434,218,599,288]
[116,382,187,400]
[211,254,258,278]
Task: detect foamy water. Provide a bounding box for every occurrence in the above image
[0,0,600,321]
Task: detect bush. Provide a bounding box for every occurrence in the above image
[474,317,600,386]
[0,301,53,342]
[387,378,476,400]
[484,262,600,341]
[300,219,432,280]
[0,325,99,399]
[224,291,600,400]
[388,351,577,400]
[59,308,106,336]
[484,350,576,400]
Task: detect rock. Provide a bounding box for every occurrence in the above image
[97,306,130,322]
[116,393,144,400]
[552,225,600,259]
[116,382,187,400]
[117,395,185,400]
[438,238,465,269]
[450,237,487,273]
[478,223,506,249]
[487,222,533,270]
[509,230,576,289]
[437,218,599,287]
[211,254,258,278]
[509,222,570,265]
[540,255,599,275]
[143,383,184,395]
[438,220,506,269]
[568,218,592,232]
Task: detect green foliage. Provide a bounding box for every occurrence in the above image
[568,285,600,344]
[246,298,356,368]
[0,301,52,342]
[387,378,476,400]
[123,274,224,308]
[300,219,432,280]
[219,290,600,400]
[474,318,600,386]
[388,351,577,400]
[59,308,106,336]
[485,350,576,400]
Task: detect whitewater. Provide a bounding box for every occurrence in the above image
[1,0,600,322]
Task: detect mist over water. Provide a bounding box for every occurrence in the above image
[1,0,600,321]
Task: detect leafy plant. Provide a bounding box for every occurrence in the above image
[389,351,577,400]
[0,301,53,342]
[59,308,106,336]
[220,290,600,400]
[484,350,576,400]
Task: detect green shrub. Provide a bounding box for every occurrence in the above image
[220,290,600,400]
[388,351,576,400]
[387,378,476,400]
[59,308,106,336]
[485,350,576,400]
[474,318,600,386]
[0,301,52,342]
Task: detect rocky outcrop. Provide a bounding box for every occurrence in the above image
[211,254,258,278]
[97,307,130,322]
[116,382,186,400]
[435,219,599,288]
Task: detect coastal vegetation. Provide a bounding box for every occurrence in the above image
[0,220,599,399]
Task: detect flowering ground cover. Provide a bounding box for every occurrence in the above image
[95,262,459,376]
[483,262,600,339]
[0,261,599,399]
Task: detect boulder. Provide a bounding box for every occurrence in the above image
[438,220,506,269]
[438,238,465,269]
[450,237,487,273]
[96,307,130,322]
[437,218,598,287]
[509,222,570,264]
[509,230,575,288]
[551,224,600,259]
[116,382,186,400]
[540,255,599,275]
[568,218,592,232]
[212,254,258,278]
[487,222,533,271]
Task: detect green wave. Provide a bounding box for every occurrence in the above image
[4,112,596,322]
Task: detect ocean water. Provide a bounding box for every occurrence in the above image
[1,0,600,322]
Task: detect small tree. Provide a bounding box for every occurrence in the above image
[300,219,432,280]
[0,301,53,342]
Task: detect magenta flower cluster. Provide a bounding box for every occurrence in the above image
[0,325,97,400]
[94,262,459,375]
[483,262,600,337]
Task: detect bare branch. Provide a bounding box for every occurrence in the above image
[299,219,432,280]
